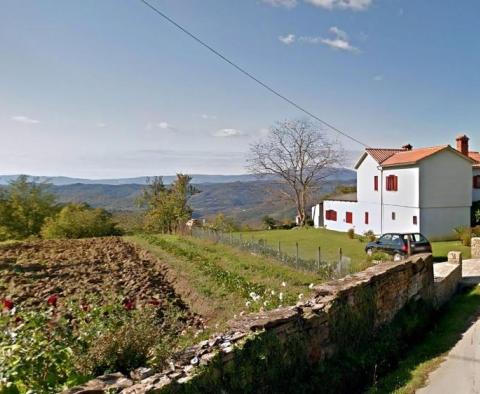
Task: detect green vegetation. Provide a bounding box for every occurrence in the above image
[138,175,199,233]
[0,175,58,241]
[129,234,319,328]
[368,286,480,394]
[0,301,184,393]
[41,203,122,239]
[238,227,471,264]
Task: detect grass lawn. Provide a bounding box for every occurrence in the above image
[367,286,480,393]
[237,228,470,263]
[128,234,321,330]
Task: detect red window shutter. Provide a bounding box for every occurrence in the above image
[394,175,398,191]
[386,175,398,191]
[392,212,396,220]
[374,176,378,191]
[365,212,369,224]
[346,212,353,224]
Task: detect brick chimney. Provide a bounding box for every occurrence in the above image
[456,134,469,156]
[402,144,413,151]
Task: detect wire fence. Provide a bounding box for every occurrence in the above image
[190,227,352,278]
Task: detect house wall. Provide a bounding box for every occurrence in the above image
[382,167,419,207]
[473,168,480,202]
[323,200,382,235]
[419,149,472,208]
[382,205,420,234]
[420,207,470,240]
[357,154,382,204]
[311,203,323,228]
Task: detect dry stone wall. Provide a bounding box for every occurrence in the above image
[66,254,434,394]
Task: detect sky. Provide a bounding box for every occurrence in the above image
[1,0,480,178]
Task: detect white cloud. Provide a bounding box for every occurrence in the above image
[305,0,372,11]
[157,121,171,129]
[212,128,245,138]
[11,115,40,124]
[373,75,383,81]
[279,34,296,45]
[262,0,298,8]
[145,121,176,131]
[96,122,107,128]
[298,27,359,52]
[201,114,217,120]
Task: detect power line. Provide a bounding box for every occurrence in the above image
[138,0,368,148]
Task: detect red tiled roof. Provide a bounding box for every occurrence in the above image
[469,151,480,167]
[365,148,405,164]
[381,145,449,167]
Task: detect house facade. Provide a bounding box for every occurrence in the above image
[312,135,479,240]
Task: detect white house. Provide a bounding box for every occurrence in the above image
[312,135,480,240]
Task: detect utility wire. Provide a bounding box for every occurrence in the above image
[138,0,368,148]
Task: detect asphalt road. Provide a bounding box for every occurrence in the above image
[417,316,480,394]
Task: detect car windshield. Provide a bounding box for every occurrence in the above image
[379,234,392,243]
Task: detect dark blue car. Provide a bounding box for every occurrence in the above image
[365,233,432,261]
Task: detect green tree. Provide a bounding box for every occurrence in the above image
[0,175,58,240]
[41,203,122,239]
[262,215,277,229]
[138,175,199,233]
[210,213,239,232]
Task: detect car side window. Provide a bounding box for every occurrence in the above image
[392,235,403,246]
[379,234,392,243]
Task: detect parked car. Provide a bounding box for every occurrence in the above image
[365,233,432,261]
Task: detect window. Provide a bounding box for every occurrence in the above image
[413,216,418,225]
[386,175,398,191]
[326,210,337,221]
[346,212,353,224]
[365,212,369,225]
[474,176,480,189]
[392,212,396,221]
[374,176,379,191]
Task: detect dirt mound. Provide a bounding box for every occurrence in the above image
[0,237,202,327]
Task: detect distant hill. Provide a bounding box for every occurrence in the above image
[0,168,355,186]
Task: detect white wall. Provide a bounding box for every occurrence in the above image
[420,207,470,240]
[382,206,420,234]
[357,154,382,204]
[473,168,480,202]
[382,167,419,207]
[419,149,472,208]
[323,200,382,235]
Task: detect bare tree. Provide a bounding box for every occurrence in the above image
[247,119,343,226]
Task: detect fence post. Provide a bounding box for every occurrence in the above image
[317,246,321,271]
[278,241,281,258]
[339,247,343,262]
[296,242,299,268]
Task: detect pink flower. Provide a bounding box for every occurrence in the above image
[122,297,135,311]
[47,294,58,307]
[2,299,14,311]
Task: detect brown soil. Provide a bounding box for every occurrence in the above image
[0,237,203,327]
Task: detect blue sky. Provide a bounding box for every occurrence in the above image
[1,0,479,178]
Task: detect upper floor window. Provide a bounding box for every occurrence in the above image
[474,175,480,189]
[386,175,398,191]
[326,210,337,221]
[413,216,418,225]
[346,212,353,224]
[365,212,369,225]
[374,176,379,191]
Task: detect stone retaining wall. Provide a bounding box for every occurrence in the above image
[433,251,462,308]
[67,254,434,394]
[472,237,480,259]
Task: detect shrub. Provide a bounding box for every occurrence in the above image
[41,203,122,239]
[367,252,391,262]
[347,228,355,239]
[364,230,376,242]
[454,226,471,246]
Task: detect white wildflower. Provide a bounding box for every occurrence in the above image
[298,293,304,300]
[279,292,284,301]
[245,301,251,307]
[240,311,245,316]
[263,301,269,307]
[308,283,314,289]
[281,281,287,287]
[271,290,276,296]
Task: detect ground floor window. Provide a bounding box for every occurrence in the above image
[413,215,418,225]
[346,212,353,224]
[326,210,337,221]
[392,212,396,220]
[365,212,369,224]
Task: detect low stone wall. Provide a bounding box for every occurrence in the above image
[472,237,480,259]
[433,251,462,308]
[67,254,434,394]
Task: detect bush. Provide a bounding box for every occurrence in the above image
[347,228,355,239]
[364,230,376,242]
[41,203,122,239]
[454,226,472,246]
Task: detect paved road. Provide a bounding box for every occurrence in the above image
[417,315,480,394]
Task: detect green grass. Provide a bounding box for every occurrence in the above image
[237,228,470,263]
[367,286,480,394]
[128,234,321,330]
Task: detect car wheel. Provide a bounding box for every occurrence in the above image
[366,248,373,256]
[393,253,403,262]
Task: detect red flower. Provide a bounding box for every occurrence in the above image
[2,299,14,311]
[148,299,161,306]
[81,303,90,312]
[122,297,135,311]
[47,294,58,307]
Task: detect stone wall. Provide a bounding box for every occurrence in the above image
[433,251,462,308]
[67,254,434,394]
[472,237,480,259]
